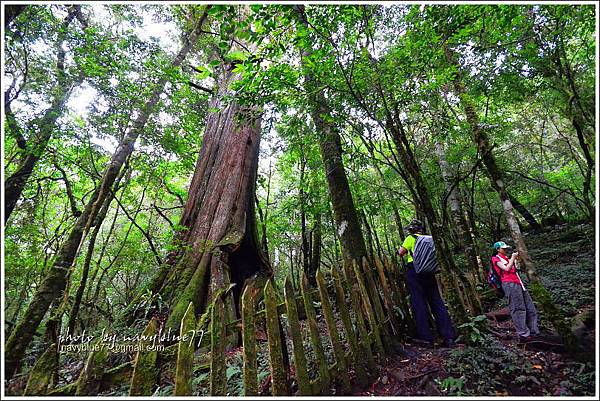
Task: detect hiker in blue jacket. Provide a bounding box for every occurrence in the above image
[398,219,456,347]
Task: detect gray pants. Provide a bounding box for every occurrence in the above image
[502,282,539,338]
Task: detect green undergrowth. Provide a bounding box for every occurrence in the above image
[527,223,595,314]
[440,333,595,396]
[441,335,547,396]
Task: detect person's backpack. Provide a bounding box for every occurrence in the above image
[410,234,439,274]
[488,257,505,297]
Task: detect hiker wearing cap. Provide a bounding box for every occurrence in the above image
[491,241,539,342]
[398,219,456,347]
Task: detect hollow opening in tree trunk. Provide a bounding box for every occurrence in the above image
[228,231,264,317]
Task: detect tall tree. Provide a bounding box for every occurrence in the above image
[4,5,85,222]
[295,6,369,265]
[4,8,209,379]
[152,60,271,332]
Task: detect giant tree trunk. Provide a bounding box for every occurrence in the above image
[4,6,82,222]
[446,46,580,352]
[148,64,271,334]
[3,13,208,380]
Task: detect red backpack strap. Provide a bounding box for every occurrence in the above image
[490,256,503,276]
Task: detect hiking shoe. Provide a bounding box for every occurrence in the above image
[519,335,533,343]
[410,338,435,348]
[442,338,455,348]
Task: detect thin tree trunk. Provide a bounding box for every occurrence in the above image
[571,116,595,220]
[385,117,469,321]
[65,164,128,337]
[360,210,376,260]
[4,12,208,380]
[255,159,272,260]
[299,156,311,274]
[369,212,384,261]
[435,142,484,284]
[307,213,321,286]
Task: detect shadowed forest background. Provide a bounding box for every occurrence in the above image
[2,3,597,397]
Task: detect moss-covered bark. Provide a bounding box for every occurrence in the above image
[209,297,226,395]
[241,285,258,396]
[316,270,351,394]
[174,302,196,396]
[75,345,109,395]
[133,63,272,337]
[23,344,58,395]
[264,280,290,395]
[331,267,368,387]
[129,318,159,395]
[300,272,331,393]
[529,282,580,354]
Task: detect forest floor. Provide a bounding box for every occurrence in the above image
[356,221,596,397]
[5,223,595,397]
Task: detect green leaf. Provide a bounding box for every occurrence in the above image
[224,50,248,62]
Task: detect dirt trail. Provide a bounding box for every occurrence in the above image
[356,222,596,396]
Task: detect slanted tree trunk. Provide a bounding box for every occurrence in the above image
[66,164,129,338]
[145,64,271,334]
[508,192,542,232]
[4,6,83,222]
[446,46,579,352]
[384,116,471,320]
[4,12,209,380]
